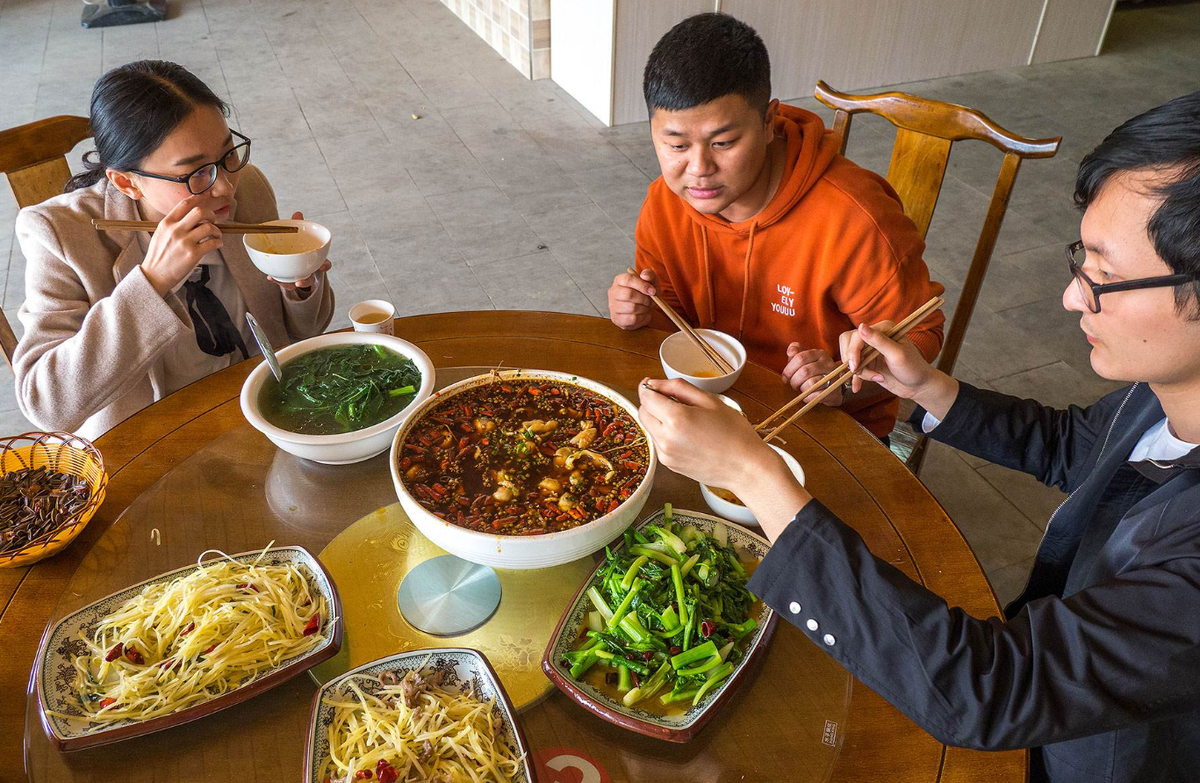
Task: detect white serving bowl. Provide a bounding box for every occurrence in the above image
[700,444,805,527]
[390,369,657,570]
[240,332,435,465]
[659,329,746,393]
[243,219,331,283]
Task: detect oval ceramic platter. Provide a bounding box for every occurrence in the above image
[541,506,777,742]
[305,648,535,782]
[35,545,342,751]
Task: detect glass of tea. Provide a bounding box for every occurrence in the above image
[348,299,396,335]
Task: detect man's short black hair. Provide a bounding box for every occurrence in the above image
[1075,91,1200,317]
[643,13,771,117]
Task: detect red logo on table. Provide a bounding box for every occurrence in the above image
[532,747,611,783]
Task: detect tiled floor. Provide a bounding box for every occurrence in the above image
[2,0,1199,605]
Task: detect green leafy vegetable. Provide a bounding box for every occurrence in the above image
[257,345,422,435]
[564,508,759,711]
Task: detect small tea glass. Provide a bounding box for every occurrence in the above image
[348,300,396,335]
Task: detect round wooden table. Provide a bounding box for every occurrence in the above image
[1,311,1026,782]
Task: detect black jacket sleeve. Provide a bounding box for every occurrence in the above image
[747,499,1200,751]
[914,383,1135,493]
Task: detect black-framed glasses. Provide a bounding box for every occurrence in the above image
[130,130,252,195]
[1066,240,1196,314]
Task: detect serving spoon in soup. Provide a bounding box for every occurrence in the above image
[245,313,284,382]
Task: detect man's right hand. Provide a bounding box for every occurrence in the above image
[608,269,658,330]
[839,321,959,420]
[141,194,224,297]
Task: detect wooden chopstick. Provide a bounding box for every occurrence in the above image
[626,267,735,375]
[757,296,945,442]
[91,219,300,235]
[754,295,942,433]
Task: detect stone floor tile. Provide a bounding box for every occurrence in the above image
[976,462,1067,533]
[986,557,1036,609]
[921,441,1049,573]
[471,251,600,316]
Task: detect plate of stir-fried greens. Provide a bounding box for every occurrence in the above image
[541,504,776,742]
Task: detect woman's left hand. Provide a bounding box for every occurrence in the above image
[267,212,332,292]
[637,378,774,491]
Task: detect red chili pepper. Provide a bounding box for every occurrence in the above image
[376,760,398,783]
[669,646,682,656]
[180,622,195,637]
[528,387,541,396]
[97,697,116,709]
[642,650,653,660]
[355,770,373,780]
[105,643,123,662]
[202,644,217,655]
[124,646,144,665]
[303,614,322,636]
[700,620,715,638]
[236,583,259,592]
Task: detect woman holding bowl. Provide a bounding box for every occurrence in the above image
[12,60,334,439]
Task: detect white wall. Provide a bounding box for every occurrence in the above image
[550,0,618,125]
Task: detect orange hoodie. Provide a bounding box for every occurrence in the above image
[635,104,945,438]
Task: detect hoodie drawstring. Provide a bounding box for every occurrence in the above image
[701,226,715,328]
[736,222,758,343]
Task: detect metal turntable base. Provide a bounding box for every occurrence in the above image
[311,503,595,710]
[396,555,501,636]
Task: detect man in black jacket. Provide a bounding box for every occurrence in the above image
[637,91,1200,783]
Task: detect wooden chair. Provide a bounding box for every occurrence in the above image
[0,115,92,367]
[814,81,1060,472]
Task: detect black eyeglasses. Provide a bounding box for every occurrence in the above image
[130,130,252,195]
[1065,240,1196,314]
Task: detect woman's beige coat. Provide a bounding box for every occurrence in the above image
[12,165,334,439]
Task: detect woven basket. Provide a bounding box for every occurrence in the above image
[0,431,107,568]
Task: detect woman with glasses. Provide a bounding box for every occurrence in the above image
[12,60,334,439]
[637,91,1200,783]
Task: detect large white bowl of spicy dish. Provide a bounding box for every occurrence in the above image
[241,332,436,465]
[390,369,657,570]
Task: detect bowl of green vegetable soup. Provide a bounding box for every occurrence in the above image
[240,332,436,465]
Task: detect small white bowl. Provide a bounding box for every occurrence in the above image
[240,332,435,465]
[660,329,746,393]
[243,219,331,283]
[717,394,743,415]
[700,445,805,527]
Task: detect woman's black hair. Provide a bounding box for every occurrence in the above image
[1074,91,1200,317]
[643,13,771,118]
[65,60,228,192]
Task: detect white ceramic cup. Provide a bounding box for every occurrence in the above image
[349,299,396,335]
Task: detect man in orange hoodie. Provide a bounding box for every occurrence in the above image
[608,12,945,440]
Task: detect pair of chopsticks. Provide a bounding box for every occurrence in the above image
[627,267,735,375]
[91,219,299,235]
[754,296,946,443]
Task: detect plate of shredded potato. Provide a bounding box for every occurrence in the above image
[306,648,533,783]
[36,544,342,750]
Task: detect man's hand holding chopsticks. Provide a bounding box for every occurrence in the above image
[839,322,960,421]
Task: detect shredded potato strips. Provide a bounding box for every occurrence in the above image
[320,666,524,783]
[55,548,327,727]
